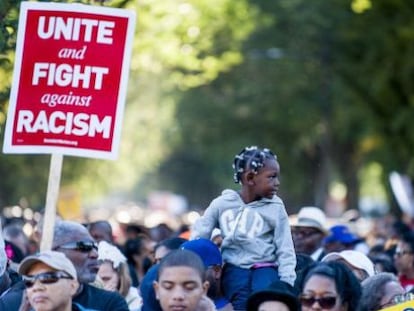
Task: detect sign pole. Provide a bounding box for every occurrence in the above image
[40,153,63,251]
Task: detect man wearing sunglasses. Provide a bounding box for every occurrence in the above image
[18,250,94,311]
[0,220,129,311]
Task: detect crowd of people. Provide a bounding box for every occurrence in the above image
[0,209,413,311]
[0,146,413,311]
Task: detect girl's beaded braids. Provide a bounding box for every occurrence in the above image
[232,146,277,183]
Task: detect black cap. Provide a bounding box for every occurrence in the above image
[246,280,299,311]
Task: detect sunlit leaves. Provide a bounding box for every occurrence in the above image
[0,0,263,207]
[351,0,372,14]
[132,0,261,89]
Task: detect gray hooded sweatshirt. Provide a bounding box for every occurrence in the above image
[191,189,296,286]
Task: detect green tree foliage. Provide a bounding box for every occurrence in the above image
[0,0,260,208]
[1,0,413,213]
[335,1,414,175]
[133,0,260,89]
[155,0,414,212]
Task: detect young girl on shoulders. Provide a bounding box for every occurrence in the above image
[191,146,296,310]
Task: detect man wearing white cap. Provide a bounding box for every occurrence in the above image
[0,221,128,311]
[18,251,95,311]
[291,206,328,261]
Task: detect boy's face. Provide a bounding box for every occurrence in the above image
[251,158,280,199]
[154,266,209,311]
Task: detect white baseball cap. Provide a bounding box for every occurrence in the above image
[18,251,77,279]
[0,245,6,276]
[322,250,375,277]
[291,206,328,234]
[0,230,6,276]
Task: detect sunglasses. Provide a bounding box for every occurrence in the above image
[394,249,413,257]
[23,271,73,288]
[299,295,337,309]
[55,241,98,253]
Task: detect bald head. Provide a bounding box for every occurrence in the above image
[87,221,113,243]
[52,221,91,248]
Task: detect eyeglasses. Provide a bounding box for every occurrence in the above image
[23,271,73,288]
[394,249,413,257]
[379,293,414,308]
[54,241,98,253]
[299,295,337,309]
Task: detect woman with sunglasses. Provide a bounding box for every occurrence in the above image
[296,261,361,310]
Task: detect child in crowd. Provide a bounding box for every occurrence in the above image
[97,241,142,311]
[191,146,296,310]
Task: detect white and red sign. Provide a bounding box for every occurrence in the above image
[3,2,136,159]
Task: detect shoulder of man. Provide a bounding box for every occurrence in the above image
[141,264,162,311]
[215,297,234,311]
[74,283,129,311]
[217,303,235,311]
[0,280,24,311]
[73,302,99,311]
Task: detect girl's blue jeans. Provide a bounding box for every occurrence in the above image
[222,263,279,311]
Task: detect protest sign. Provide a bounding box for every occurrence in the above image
[380,301,414,311]
[2,1,136,250]
[3,1,136,160]
[390,172,414,217]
